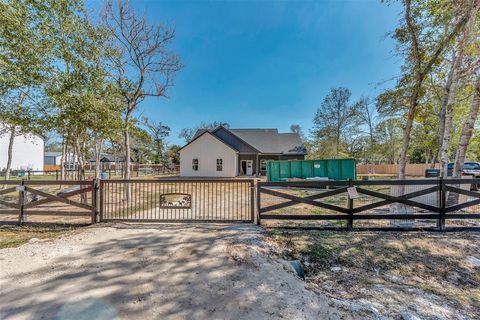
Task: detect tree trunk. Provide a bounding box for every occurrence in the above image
[5,93,28,180]
[430,153,437,168]
[124,114,132,180]
[74,139,86,181]
[369,132,374,164]
[60,136,66,180]
[398,87,420,179]
[453,76,480,177]
[124,126,131,179]
[123,112,132,201]
[5,126,16,181]
[74,139,87,203]
[440,51,462,178]
[71,146,77,180]
[94,137,103,179]
[438,107,446,156]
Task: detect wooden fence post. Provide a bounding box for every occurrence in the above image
[256,182,261,225]
[347,179,354,230]
[18,180,26,225]
[91,179,98,224]
[438,177,446,231]
[99,179,104,222]
[250,180,255,223]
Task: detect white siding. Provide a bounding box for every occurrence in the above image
[180,133,237,177]
[0,133,44,171]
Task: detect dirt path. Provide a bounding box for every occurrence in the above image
[0,223,343,320]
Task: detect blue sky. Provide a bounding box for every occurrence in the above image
[89,0,403,145]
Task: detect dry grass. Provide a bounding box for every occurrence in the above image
[266,229,480,318]
[0,225,78,249]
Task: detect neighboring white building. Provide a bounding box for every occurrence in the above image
[44,152,63,165]
[0,131,44,171]
[179,131,238,177]
[44,151,78,169]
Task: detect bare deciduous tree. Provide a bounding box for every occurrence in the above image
[104,0,182,196]
[178,121,230,143]
[312,87,359,158]
[355,96,378,164]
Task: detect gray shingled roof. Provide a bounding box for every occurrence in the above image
[190,127,306,155]
[87,153,126,162]
[44,151,62,157]
[229,129,306,154]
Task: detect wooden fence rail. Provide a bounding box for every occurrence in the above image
[0,180,98,224]
[2,178,480,230]
[257,178,480,230]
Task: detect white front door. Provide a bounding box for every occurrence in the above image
[246,160,253,175]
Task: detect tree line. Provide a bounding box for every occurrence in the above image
[1,0,479,181]
[305,0,480,178]
[0,0,182,181]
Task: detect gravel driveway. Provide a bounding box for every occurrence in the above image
[0,223,342,320]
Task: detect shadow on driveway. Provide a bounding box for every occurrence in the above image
[0,223,339,320]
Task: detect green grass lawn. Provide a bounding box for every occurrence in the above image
[0,225,77,249]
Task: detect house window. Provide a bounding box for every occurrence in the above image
[216,159,223,171]
[192,159,199,171]
[260,159,268,171]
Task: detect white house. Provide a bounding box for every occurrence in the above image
[179,126,306,177]
[0,131,44,171]
[180,131,238,177]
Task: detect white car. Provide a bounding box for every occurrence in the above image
[448,162,480,190]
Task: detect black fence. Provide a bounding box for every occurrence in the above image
[2,177,480,230]
[100,179,255,222]
[0,180,97,224]
[257,178,480,230]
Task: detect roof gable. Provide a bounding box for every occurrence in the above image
[211,126,259,153]
[179,130,239,152]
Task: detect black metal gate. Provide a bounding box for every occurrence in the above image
[100,179,254,222]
